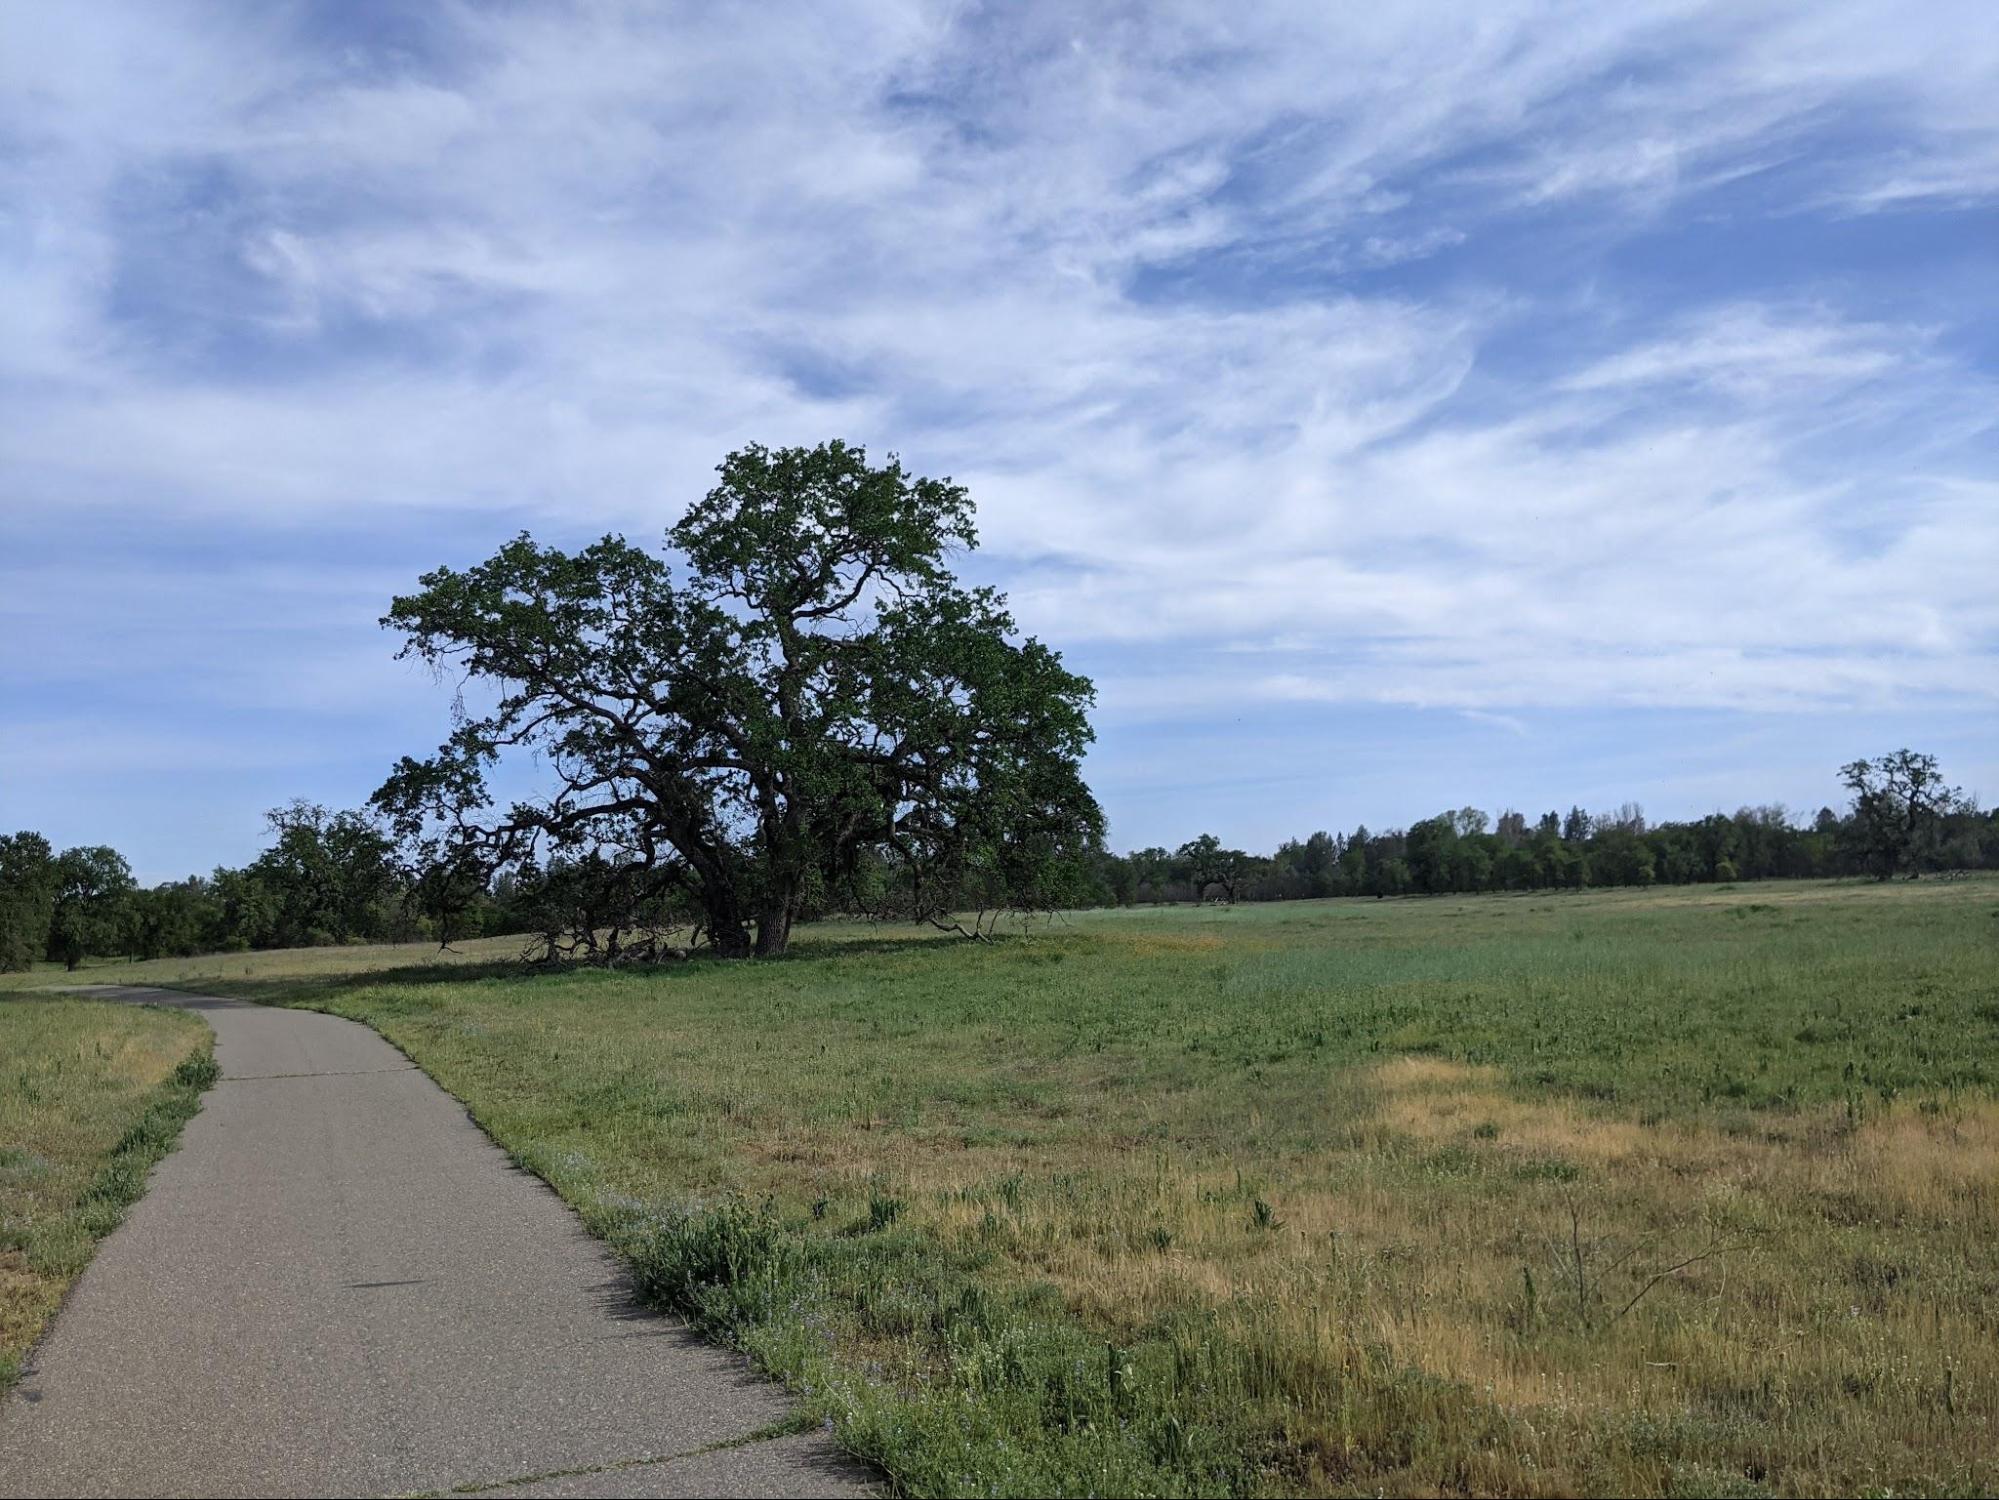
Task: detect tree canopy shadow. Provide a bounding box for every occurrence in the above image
[163,924,1021,1003]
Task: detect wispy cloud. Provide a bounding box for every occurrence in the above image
[1,0,1994,870]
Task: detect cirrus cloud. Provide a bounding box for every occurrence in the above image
[1,0,1994,873]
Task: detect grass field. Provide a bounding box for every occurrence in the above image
[0,995,215,1389]
[16,878,1999,1496]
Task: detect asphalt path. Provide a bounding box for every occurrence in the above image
[0,986,872,1499]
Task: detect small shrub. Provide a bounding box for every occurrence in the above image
[623,1199,801,1333]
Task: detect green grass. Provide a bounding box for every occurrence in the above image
[51,877,1999,1495]
[0,995,215,1388]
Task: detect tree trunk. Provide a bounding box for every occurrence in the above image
[753,876,802,957]
[754,907,792,956]
[701,884,753,958]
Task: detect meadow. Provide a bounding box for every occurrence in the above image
[0,994,213,1388]
[8,878,1997,1495]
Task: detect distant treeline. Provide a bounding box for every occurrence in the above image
[1099,801,1997,906]
[0,801,427,971]
[1094,752,1991,904]
[1,750,1988,970]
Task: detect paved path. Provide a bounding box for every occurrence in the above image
[0,987,872,1499]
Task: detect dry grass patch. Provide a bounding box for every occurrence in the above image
[802,1052,1997,1492]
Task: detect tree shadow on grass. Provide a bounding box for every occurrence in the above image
[770,931,990,963]
[153,927,1002,1005]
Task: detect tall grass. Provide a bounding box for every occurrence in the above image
[0,997,214,1387]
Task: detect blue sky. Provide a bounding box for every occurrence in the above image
[2,2,1995,883]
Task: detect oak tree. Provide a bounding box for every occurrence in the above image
[374,441,1102,959]
[47,845,134,970]
[1841,749,1965,879]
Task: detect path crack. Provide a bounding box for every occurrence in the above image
[407,1413,821,1497]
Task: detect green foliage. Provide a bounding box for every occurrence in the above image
[247,799,401,948]
[620,1197,804,1332]
[20,747,1999,973]
[1098,751,1994,907]
[0,831,58,972]
[1175,834,1248,903]
[1841,749,1968,879]
[3,804,417,970]
[605,1195,1272,1497]
[372,440,1103,958]
[127,878,214,960]
[47,845,134,971]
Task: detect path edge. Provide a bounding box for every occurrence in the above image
[1,993,219,1393]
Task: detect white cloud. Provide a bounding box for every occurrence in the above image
[1,0,1994,749]
[1559,304,1910,397]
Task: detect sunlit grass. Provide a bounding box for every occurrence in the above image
[0,932,531,994]
[0,996,213,1387]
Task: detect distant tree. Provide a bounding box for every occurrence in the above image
[1731,804,1793,879]
[250,801,398,946]
[1127,847,1174,903]
[0,831,59,972]
[1495,843,1537,889]
[208,865,278,950]
[1692,814,1742,882]
[1122,761,1999,907]
[1279,830,1339,897]
[1590,827,1655,886]
[1647,825,1703,885]
[1334,827,1368,894]
[47,846,134,970]
[1841,750,1967,879]
[1405,815,1458,894]
[127,878,215,961]
[1936,801,1997,873]
[1370,857,1412,897]
[1531,831,1582,888]
[1457,837,1495,891]
[1096,849,1139,906]
[373,441,1101,957]
[1450,807,1489,838]
[1174,834,1246,903]
[403,852,500,950]
[1603,802,1647,835]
